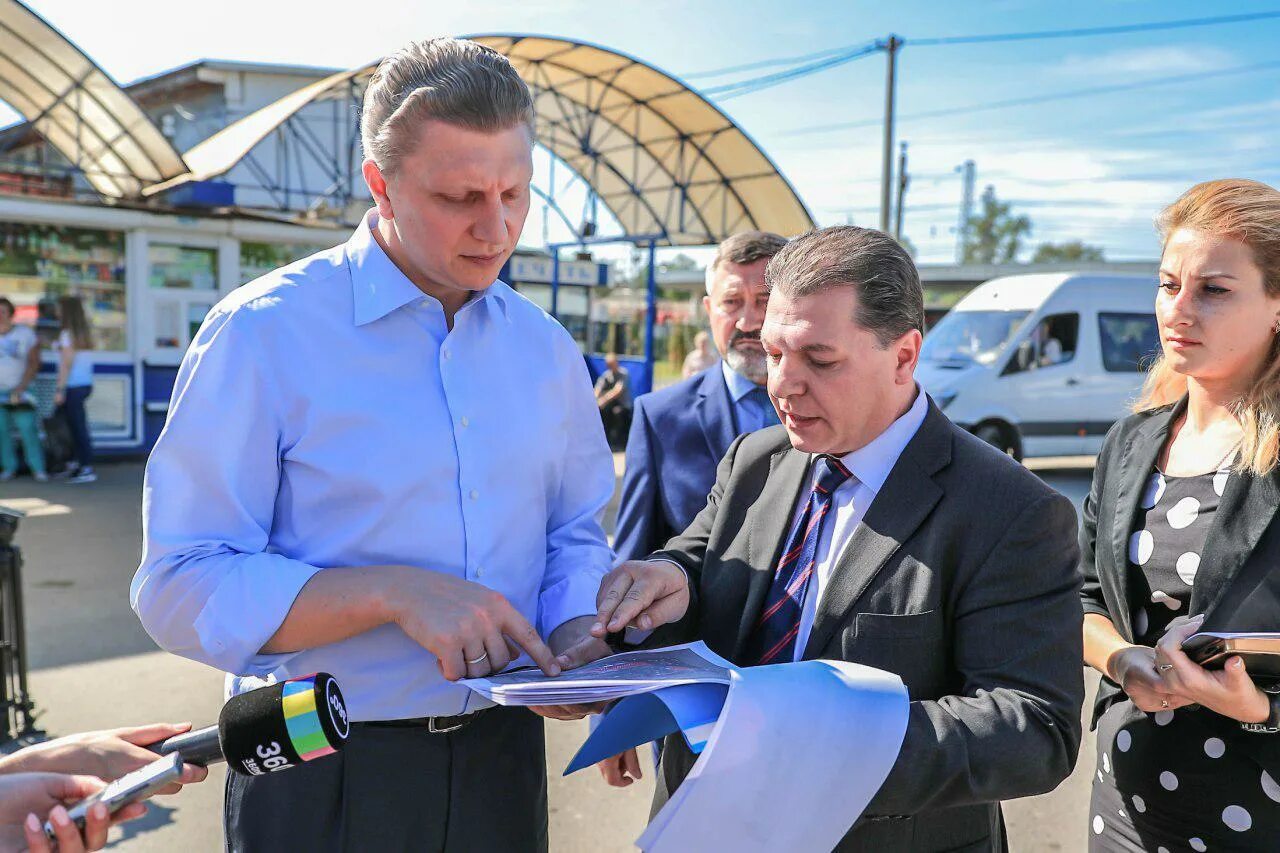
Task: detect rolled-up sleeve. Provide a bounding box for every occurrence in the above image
[131,304,321,676]
[538,334,615,637]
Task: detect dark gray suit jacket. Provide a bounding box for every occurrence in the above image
[647,400,1084,852]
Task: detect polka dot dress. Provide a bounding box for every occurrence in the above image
[1091,465,1280,851]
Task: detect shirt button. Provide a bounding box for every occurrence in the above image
[469,490,479,500]
[460,416,470,427]
[475,566,484,578]
[442,348,451,360]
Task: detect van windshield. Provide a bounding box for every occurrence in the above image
[921,310,1030,366]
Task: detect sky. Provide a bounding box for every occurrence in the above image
[15,0,1280,266]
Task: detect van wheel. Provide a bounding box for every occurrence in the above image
[974,422,1022,461]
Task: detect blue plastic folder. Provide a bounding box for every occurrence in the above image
[564,683,730,775]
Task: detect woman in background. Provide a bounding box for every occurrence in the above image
[53,297,95,483]
[1081,179,1280,851]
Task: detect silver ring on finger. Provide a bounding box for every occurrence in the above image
[1157,663,1175,672]
[1161,698,1169,708]
[467,651,489,666]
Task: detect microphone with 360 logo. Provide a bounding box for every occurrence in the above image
[148,673,350,776]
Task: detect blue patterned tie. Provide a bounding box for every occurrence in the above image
[747,386,780,428]
[746,455,853,665]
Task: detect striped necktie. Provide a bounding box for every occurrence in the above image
[745,455,853,665]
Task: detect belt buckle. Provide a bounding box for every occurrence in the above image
[427,715,466,734]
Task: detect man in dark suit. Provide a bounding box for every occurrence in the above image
[614,231,787,561]
[587,226,1085,851]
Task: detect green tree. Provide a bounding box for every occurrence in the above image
[963,186,1032,264]
[1032,240,1106,263]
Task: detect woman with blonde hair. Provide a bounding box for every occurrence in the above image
[52,296,95,483]
[1081,178,1280,850]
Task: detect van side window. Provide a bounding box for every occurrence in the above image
[1005,313,1079,374]
[1099,312,1160,372]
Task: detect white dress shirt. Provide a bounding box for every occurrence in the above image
[792,386,928,660]
[131,211,616,721]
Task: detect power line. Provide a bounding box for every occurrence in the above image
[684,10,1280,84]
[780,59,1280,135]
[909,11,1280,46]
[700,41,881,99]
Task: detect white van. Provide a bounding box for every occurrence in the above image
[916,273,1160,459]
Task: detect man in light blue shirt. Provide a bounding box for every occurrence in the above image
[132,39,633,852]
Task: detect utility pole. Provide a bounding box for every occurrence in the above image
[878,34,901,234]
[894,141,909,241]
[955,159,976,263]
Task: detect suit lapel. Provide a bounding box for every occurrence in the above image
[1192,465,1280,618]
[730,446,809,659]
[695,366,737,463]
[801,403,950,659]
[1106,402,1180,641]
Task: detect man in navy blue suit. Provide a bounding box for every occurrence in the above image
[614,231,787,562]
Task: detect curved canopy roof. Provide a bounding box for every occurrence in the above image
[0,0,186,197]
[145,35,814,245]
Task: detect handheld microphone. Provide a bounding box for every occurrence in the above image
[149,672,350,776]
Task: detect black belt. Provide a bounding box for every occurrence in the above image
[360,707,489,734]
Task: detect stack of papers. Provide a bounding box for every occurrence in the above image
[460,642,734,706]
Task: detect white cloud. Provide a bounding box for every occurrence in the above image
[1050,45,1235,79]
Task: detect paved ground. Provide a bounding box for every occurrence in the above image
[0,457,1098,851]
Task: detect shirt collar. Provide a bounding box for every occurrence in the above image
[721,360,762,403]
[347,209,510,326]
[830,385,928,495]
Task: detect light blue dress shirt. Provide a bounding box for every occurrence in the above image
[721,360,777,433]
[131,212,616,721]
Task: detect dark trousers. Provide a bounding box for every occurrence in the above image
[224,707,548,852]
[56,385,93,469]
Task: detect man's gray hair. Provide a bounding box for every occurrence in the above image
[764,226,924,347]
[361,38,535,176]
[704,231,789,295]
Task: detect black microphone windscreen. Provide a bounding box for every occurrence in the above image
[218,672,350,777]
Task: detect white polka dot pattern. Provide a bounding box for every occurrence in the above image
[1175,552,1200,585]
[1093,815,1104,834]
[1151,590,1182,611]
[1160,770,1179,791]
[1130,530,1154,565]
[1204,737,1225,759]
[1141,472,1166,508]
[1222,804,1252,832]
[1167,496,1200,529]
[1116,730,1132,752]
[1154,710,1174,726]
[1213,468,1229,496]
[1190,838,1206,852]
[1263,769,1280,803]
[1132,795,1146,813]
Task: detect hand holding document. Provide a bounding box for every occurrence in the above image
[462,642,910,852]
[461,643,732,706]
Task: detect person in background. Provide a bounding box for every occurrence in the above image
[53,297,96,483]
[594,352,632,450]
[0,297,46,483]
[1081,179,1280,851]
[613,231,786,563]
[681,330,716,379]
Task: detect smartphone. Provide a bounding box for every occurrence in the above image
[1182,634,1280,679]
[45,752,183,840]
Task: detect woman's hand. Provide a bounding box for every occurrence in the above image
[1155,614,1272,723]
[1109,645,1195,713]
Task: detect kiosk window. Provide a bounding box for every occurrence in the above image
[1006,313,1079,374]
[1099,312,1159,372]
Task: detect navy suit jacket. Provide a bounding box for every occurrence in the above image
[614,365,738,562]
